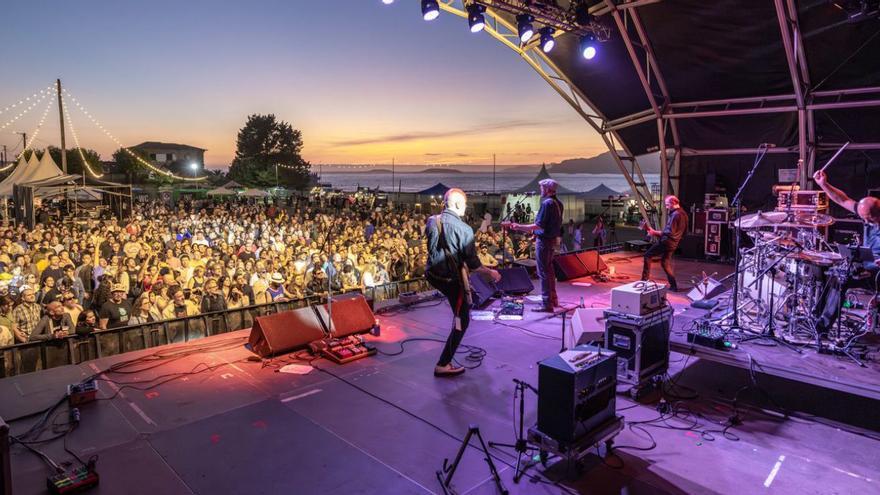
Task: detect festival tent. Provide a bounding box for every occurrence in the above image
[0,151,64,197]
[222,180,245,190]
[13,174,132,228]
[581,184,622,200]
[241,188,270,198]
[207,186,236,196]
[416,182,451,197]
[504,165,583,222]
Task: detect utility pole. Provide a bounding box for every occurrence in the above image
[492,153,496,194]
[56,79,67,173]
[391,157,395,193]
[1,145,6,167]
[275,163,279,187]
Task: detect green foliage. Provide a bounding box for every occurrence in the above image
[228,114,310,189]
[112,147,164,184]
[46,146,103,176]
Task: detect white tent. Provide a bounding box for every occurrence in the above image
[0,151,64,197]
[241,188,269,198]
[207,186,236,196]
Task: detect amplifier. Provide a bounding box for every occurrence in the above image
[706,208,729,223]
[611,281,667,315]
[705,208,729,258]
[776,190,828,211]
[604,307,672,386]
[537,345,617,446]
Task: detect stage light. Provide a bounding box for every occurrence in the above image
[516,14,534,42]
[580,33,597,60]
[539,27,555,53]
[190,162,198,171]
[467,3,486,33]
[382,0,394,4]
[422,0,439,21]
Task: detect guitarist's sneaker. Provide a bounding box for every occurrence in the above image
[434,364,466,377]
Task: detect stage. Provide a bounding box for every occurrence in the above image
[2,256,879,495]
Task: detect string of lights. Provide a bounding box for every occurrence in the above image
[62,88,207,182]
[15,97,53,161]
[61,93,104,178]
[0,90,51,132]
[0,85,53,117]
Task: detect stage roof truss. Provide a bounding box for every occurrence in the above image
[440,0,661,223]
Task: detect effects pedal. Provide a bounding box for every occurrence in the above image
[67,380,98,406]
[686,320,736,350]
[47,463,99,494]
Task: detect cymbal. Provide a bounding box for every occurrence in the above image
[735,211,787,229]
[794,213,835,227]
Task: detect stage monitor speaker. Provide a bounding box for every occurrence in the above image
[0,416,10,495]
[575,250,607,274]
[554,253,588,281]
[496,266,534,295]
[316,294,377,338]
[687,278,725,302]
[570,308,606,346]
[248,307,326,358]
[537,345,617,446]
[469,272,499,309]
[513,259,537,277]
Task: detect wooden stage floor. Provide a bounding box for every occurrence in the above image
[2,255,879,494]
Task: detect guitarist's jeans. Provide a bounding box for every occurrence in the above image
[427,274,472,367]
[641,240,678,290]
[536,237,560,309]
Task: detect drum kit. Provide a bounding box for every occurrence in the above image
[724,209,875,364]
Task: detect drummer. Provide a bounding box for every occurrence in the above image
[812,170,880,335]
[813,170,880,268]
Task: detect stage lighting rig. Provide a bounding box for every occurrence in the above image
[469,0,610,43]
[539,26,556,52]
[422,0,440,21]
[516,13,535,41]
[467,3,488,32]
[579,32,597,59]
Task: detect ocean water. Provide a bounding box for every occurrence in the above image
[319,172,660,195]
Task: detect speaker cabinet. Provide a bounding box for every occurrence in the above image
[248,307,326,358]
[687,278,725,301]
[575,250,607,274]
[496,266,534,295]
[316,294,376,338]
[537,345,617,445]
[570,308,606,346]
[554,253,588,280]
[468,272,499,308]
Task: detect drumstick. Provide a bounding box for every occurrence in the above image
[819,141,850,173]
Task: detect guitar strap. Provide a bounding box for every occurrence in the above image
[432,214,473,312]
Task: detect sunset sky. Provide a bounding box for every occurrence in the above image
[0,0,607,169]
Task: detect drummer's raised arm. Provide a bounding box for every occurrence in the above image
[812,170,856,213]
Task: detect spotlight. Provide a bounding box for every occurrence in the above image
[516,13,534,42]
[539,27,555,53]
[382,0,394,4]
[467,3,486,33]
[422,0,439,21]
[580,33,597,60]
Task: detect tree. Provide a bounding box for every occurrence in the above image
[112,147,171,185]
[228,114,310,189]
[47,146,103,176]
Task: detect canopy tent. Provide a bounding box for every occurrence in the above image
[240,188,270,198]
[207,186,236,196]
[221,180,245,190]
[416,182,451,196]
[505,165,583,222]
[0,151,62,197]
[13,174,132,228]
[513,165,579,195]
[581,184,623,200]
[467,0,879,217]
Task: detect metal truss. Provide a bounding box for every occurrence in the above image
[438,0,660,224]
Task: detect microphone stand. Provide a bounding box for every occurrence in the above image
[488,378,540,484]
[727,143,771,332]
[315,215,345,332]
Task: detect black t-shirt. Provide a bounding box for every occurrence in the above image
[41,267,64,285]
[99,300,133,328]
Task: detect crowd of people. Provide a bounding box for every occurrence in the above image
[0,199,438,348]
[0,196,613,352]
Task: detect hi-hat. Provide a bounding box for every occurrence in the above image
[794,213,835,227]
[735,211,787,229]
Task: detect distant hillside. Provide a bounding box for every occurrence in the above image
[420,168,462,174]
[549,151,661,174]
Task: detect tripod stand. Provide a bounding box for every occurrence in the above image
[489,379,541,483]
[437,424,508,495]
